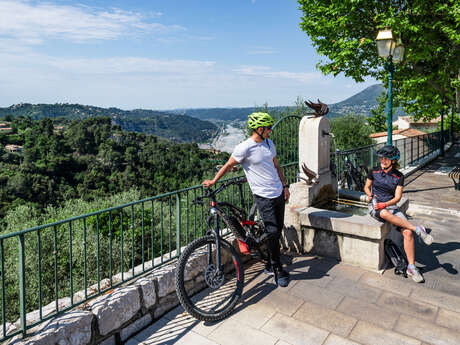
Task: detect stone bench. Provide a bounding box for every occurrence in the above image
[283,195,409,272]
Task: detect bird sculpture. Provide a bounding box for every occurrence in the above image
[297,163,319,185]
[304,99,329,117]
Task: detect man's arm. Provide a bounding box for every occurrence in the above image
[202,156,239,188]
[273,156,290,201]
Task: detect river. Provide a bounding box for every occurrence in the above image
[201,123,247,153]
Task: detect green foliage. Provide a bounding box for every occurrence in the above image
[0,103,217,143]
[368,92,388,133]
[298,0,460,119]
[437,112,460,132]
[0,116,229,221]
[330,114,373,150]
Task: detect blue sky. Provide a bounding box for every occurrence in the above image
[0,0,376,110]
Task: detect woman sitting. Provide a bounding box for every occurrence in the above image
[364,145,433,283]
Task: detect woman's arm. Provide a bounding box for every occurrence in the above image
[363,178,373,200]
[384,185,403,206]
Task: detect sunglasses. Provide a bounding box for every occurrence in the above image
[265,126,273,130]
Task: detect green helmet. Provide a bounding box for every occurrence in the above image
[247,112,275,130]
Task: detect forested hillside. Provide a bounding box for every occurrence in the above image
[0,103,217,143]
[0,116,229,222]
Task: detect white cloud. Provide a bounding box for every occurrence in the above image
[0,0,184,44]
[233,65,320,83]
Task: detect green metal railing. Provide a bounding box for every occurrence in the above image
[333,130,452,185]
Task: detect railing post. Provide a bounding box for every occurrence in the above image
[417,135,420,161]
[403,139,407,168]
[18,234,26,338]
[411,137,414,164]
[176,194,181,256]
[1,240,6,338]
[370,146,374,169]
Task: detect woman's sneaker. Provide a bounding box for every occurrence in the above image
[407,265,424,283]
[416,226,433,245]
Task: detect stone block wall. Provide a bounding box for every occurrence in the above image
[5,236,245,345]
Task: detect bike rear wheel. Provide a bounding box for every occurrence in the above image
[175,236,244,322]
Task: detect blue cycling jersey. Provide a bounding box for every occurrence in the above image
[367,167,404,202]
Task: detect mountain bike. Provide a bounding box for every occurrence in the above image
[175,177,268,322]
[335,154,368,191]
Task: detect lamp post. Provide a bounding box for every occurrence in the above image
[376,29,405,146]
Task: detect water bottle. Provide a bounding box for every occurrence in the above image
[371,195,377,208]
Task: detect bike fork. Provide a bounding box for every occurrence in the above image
[208,209,223,272]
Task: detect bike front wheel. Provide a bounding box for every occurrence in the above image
[175,236,244,322]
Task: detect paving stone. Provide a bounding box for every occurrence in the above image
[120,314,152,341]
[326,277,383,304]
[161,305,222,337]
[410,286,460,313]
[336,296,399,330]
[395,316,460,345]
[288,280,344,310]
[208,318,278,345]
[323,334,361,345]
[327,263,366,281]
[260,289,305,316]
[261,313,329,345]
[360,271,413,297]
[288,257,335,288]
[377,292,438,321]
[436,308,460,333]
[227,300,277,329]
[129,317,199,344]
[350,320,421,345]
[292,301,357,337]
[173,331,219,345]
[274,341,293,345]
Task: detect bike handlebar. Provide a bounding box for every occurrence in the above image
[193,178,247,204]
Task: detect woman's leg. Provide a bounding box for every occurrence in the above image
[402,229,415,265]
[380,209,433,245]
[379,210,416,231]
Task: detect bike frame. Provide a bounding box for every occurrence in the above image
[204,179,248,274]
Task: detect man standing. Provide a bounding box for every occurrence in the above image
[202,112,291,287]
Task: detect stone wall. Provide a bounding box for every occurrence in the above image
[5,236,244,345]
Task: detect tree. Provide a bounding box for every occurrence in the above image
[368,93,388,133]
[298,0,460,119]
[330,114,373,150]
[438,112,460,132]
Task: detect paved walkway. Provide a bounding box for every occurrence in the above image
[125,143,460,345]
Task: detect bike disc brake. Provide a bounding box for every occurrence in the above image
[204,264,225,289]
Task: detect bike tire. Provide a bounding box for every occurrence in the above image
[220,213,246,240]
[175,236,244,322]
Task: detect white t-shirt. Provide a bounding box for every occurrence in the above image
[231,138,282,199]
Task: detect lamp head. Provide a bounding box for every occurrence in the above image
[376,29,395,58]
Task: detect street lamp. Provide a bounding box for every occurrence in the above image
[376,29,405,145]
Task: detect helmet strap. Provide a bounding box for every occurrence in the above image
[254,127,270,148]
